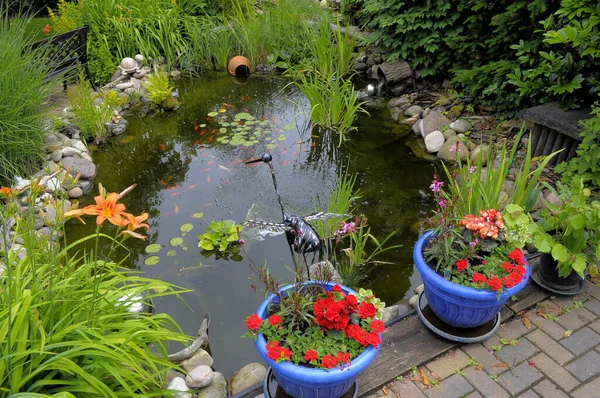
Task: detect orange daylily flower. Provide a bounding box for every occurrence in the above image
[0,186,13,199]
[120,212,150,231]
[81,192,127,226]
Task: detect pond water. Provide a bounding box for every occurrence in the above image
[66,73,435,377]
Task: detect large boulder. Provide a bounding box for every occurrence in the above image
[424,130,445,153]
[469,144,490,166]
[437,136,470,162]
[449,119,472,133]
[230,363,266,395]
[60,157,97,180]
[419,110,451,138]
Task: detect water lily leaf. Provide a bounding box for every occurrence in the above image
[207,111,218,117]
[170,237,184,247]
[166,250,177,257]
[243,141,254,146]
[180,223,194,233]
[283,123,294,131]
[266,144,276,150]
[219,127,227,133]
[277,134,286,141]
[145,244,162,254]
[120,135,135,144]
[200,124,206,128]
[200,240,214,251]
[192,212,204,218]
[144,256,161,266]
[221,122,230,127]
[234,112,254,120]
[221,139,230,144]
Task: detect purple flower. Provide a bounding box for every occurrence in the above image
[450,145,457,153]
[429,179,444,193]
[335,222,356,236]
[238,238,245,245]
[438,199,447,208]
[469,166,477,173]
[469,239,479,247]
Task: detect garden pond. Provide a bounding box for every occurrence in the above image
[66,73,435,377]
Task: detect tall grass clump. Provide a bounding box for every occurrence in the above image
[0,7,52,186]
[0,180,191,396]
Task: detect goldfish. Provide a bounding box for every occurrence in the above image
[165,185,181,191]
[174,204,180,214]
[207,176,212,183]
[187,184,197,190]
[170,192,179,197]
[200,168,211,172]
[208,136,213,143]
[159,143,166,151]
[207,160,214,165]
[159,180,168,186]
[42,24,51,34]
[194,125,199,131]
[217,165,231,171]
[228,159,244,166]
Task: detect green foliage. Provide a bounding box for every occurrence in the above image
[532,177,600,278]
[198,219,242,252]
[68,73,121,144]
[0,8,53,186]
[0,183,190,396]
[555,103,600,186]
[143,68,175,108]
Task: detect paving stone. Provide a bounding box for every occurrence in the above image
[422,374,473,398]
[497,318,536,340]
[529,353,579,392]
[517,390,540,398]
[495,338,539,366]
[387,380,426,398]
[426,350,471,379]
[497,361,543,395]
[583,280,600,298]
[525,308,566,341]
[463,367,509,398]
[525,329,574,365]
[560,327,600,356]
[552,294,590,310]
[482,335,501,351]
[590,319,600,334]
[465,392,482,398]
[461,344,508,375]
[566,350,600,382]
[555,307,596,331]
[584,298,600,315]
[532,379,569,398]
[570,375,600,398]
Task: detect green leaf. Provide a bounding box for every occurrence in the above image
[207,111,218,117]
[166,250,177,257]
[552,244,569,263]
[192,212,204,218]
[200,240,214,251]
[180,223,194,233]
[145,244,162,254]
[170,237,184,247]
[144,256,161,266]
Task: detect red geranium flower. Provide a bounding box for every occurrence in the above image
[365,332,381,347]
[346,294,358,309]
[508,248,525,265]
[266,341,292,362]
[332,285,342,292]
[472,273,487,284]
[268,314,282,326]
[513,265,526,275]
[358,302,377,319]
[321,354,339,368]
[245,314,262,331]
[304,349,319,362]
[456,258,468,272]
[501,262,513,273]
[370,319,385,333]
[487,276,502,291]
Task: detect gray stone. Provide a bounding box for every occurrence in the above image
[389,107,403,122]
[71,140,87,152]
[61,157,97,180]
[497,361,543,395]
[230,363,266,395]
[170,70,181,77]
[422,108,431,118]
[76,179,94,194]
[44,177,62,192]
[409,295,418,308]
[61,147,81,157]
[370,65,380,80]
[36,227,52,239]
[404,105,422,117]
[422,373,473,398]
[560,327,600,356]
[412,120,421,135]
[33,215,45,230]
[387,96,410,109]
[449,119,472,133]
[495,338,539,365]
[51,150,63,162]
[442,129,456,139]
[424,130,445,153]
[308,260,342,284]
[402,116,419,126]
[43,203,57,226]
[381,305,399,323]
[501,180,515,196]
[437,136,470,162]
[419,110,451,138]
[79,152,93,162]
[415,284,424,294]
[166,369,186,385]
[533,379,569,398]
[566,350,600,382]
[352,61,368,72]
[105,119,128,136]
[116,82,135,90]
[93,97,104,106]
[545,192,562,207]
[68,187,83,199]
[181,348,213,372]
[0,261,6,277]
[186,365,214,388]
[196,371,227,398]
[470,145,489,166]
[166,377,191,398]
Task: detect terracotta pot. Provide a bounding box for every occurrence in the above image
[228,56,251,76]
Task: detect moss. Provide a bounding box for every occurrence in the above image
[161,95,179,111]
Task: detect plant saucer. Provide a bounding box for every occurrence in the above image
[262,366,358,398]
[530,261,585,296]
[415,291,501,343]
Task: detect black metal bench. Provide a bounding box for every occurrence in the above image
[29,25,97,91]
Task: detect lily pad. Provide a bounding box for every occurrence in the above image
[144,256,161,266]
[221,122,230,127]
[145,243,162,254]
[207,111,219,117]
[180,223,194,233]
[283,123,295,131]
[234,112,254,120]
[170,237,184,247]
[200,124,206,128]
[192,212,204,218]
[277,134,286,141]
[166,250,177,257]
[266,143,276,150]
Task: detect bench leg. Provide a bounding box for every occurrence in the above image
[84,63,98,91]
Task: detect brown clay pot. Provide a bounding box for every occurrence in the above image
[227,56,251,76]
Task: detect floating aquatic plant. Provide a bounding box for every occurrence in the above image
[198,219,242,253]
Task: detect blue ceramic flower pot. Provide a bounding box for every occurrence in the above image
[413,231,530,328]
[254,282,381,398]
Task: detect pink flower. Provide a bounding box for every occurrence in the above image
[429,179,444,193]
[335,222,356,236]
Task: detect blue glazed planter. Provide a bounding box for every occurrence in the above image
[413,231,530,328]
[254,282,381,398]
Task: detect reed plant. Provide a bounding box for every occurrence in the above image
[0,180,191,397]
[0,6,52,186]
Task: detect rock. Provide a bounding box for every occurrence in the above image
[62,125,81,139]
[469,145,489,166]
[501,119,523,130]
[230,363,266,395]
[166,369,186,385]
[42,203,57,226]
[389,84,408,96]
[401,116,418,126]
[79,152,93,162]
[105,119,128,136]
[352,61,367,72]
[68,187,83,199]
[116,82,135,90]
[498,191,509,209]
[381,305,399,324]
[419,110,451,138]
[71,140,87,152]
[406,139,438,161]
[366,55,376,67]
[36,227,52,239]
[33,215,45,230]
[93,97,104,106]
[437,136,470,162]
[44,177,62,192]
[449,119,472,133]
[501,180,515,196]
[533,191,545,210]
[408,295,418,308]
[186,365,214,388]
[170,70,181,78]
[424,130,445,153]
[181,348,213,372]
[422,108,431,118]
[61,157,97,180]
[0,261,6,277]
[62,147,81,157]
[51,150,63,162]
[308,261,342,284]
[389,107,403,122]
[404,105,422,117]
[442,129,456,139]
[196,372,227,398]
[166,377,191,398]
[387,96,410,109]
[76,179,94,194]
[415,284,424,294]
[545,191,562,207]
[370,65,380,80]
[412,120,421,135]
[133,69,146,79]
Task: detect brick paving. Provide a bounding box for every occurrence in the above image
[368,281,600,398]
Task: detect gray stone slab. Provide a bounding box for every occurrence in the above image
[461,344,508,376]
[426,350,470,379]
[525,329,574,365]
[525,308,567,340]
[463,367,509,398]
[497,362,543,395]
[560,327,600,356]
[520,102,592,140]
[566,350,600,382]
[570,375,600,398]
[584,298,600,315]
[497,318,536,340]
[590,319,600,334]
[555,307,596,331]
[495,338,539,366]
[529,353,579,392]
[387,380,427,398]
[517,390,540,398]
[423,374,473,398]
[532,379,569,398]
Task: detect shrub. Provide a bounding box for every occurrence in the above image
[143,68,176,108]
